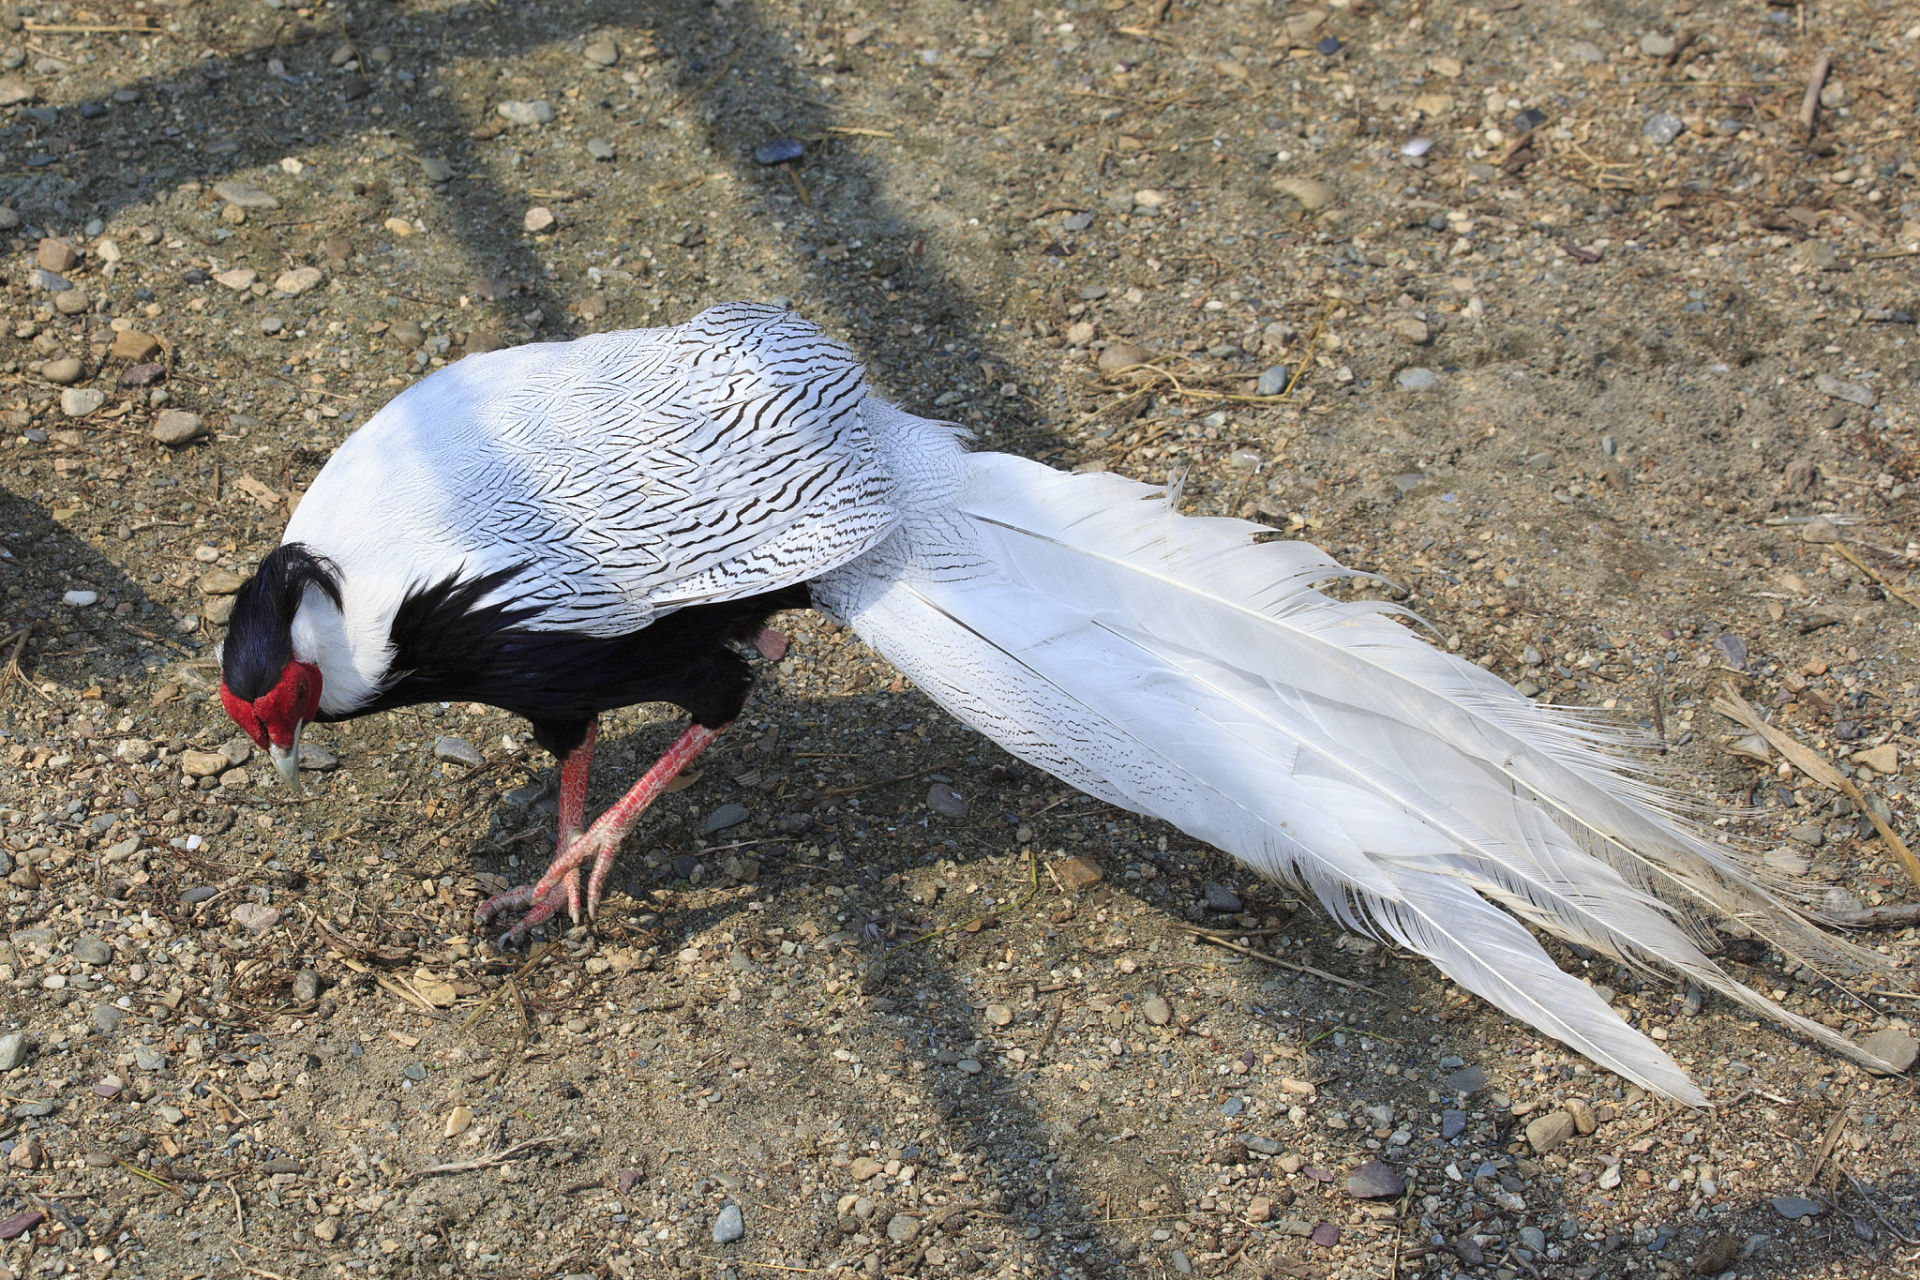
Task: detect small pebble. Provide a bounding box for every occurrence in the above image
[1203,882,1243,913]
[292,969,322,1003]
[59,387,104,418]
[524,206,556,233]
[1639,33,1676,57]
[1642,112,1685,147]
[62,590,98,608]
[1344,1161,1405,1199]
[1441,1109,1467,1140]
[496,100,555,126]
[584,38,620,67]
[180,886,217,904]
[0,1032,27,1072]
[230,903,282,935]
[434,736,484,768]
[150,409,205,445]
[703,803,750,834]
[42,356,82,385]
[1772,1195,1822,1220]
[1142,996,1172,1026]
[1171,1251,1192,1274]
[1395,367,1439,391]
[926,783,968,819]
[73,936,111,966]
[586,138,615,161]
[1814,373,1876,407]
[754,138,804,165]
[713,1203,745,1244]
[887,1214,921,1246]
[1255,366,1289,396]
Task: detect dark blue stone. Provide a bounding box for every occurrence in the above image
[1317,36,1341,54]
[79,102,105,118]
[754,138,804,165]
[1442,1109,1467,1140]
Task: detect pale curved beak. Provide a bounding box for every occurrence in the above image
[270,722,304,796]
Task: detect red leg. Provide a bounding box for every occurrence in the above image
[479,721,728,943]
[476,720,597,930]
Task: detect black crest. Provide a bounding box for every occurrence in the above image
[222,543,342,699]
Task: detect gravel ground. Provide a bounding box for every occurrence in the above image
[0,0,1918,1278]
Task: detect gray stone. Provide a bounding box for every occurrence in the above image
[1392,472,1424,493]
[1788,823,1826,847]
[293,969,322,1003]
[132,1046,165,1071]
[1525,1109,1576,1153]
[419,156,452,183]
[60,388,104,418]
[584,37,620,67]
[150,409,205,446]
[956,1058,982,1074]
[179,886,217,904]
[1442,1109,1468,1140]
[586,138,615,161]
[1569,40,1606,63]
[73,936,111,966]
[712,1203,744,1244]
[1772,1195,1823,1220]
[1395,367,1438,391]
[1203,882,1243,912]
[703,803,750,834]
[212,181,280,210]
[1638,33,1676,57]
[1713,634,1748,671]
[1255,366,1289,396]
[42,356,82,385]
[1859,1028,1919,1074]
[1642,112,1685,146]
[1345,1160,1405,1199]
[297,741,338,771]
[1170,1251,1192,1275]
[92,1003,126,1033]
[433,736,483,768]
[496,99,555,126]
[1519,1225,1547,1254]
[886,1214,921,1245]
[0,1032,26,1071]
[926,783,968,819]
[1245,1136,1281,1155]
[1143,996,1172,1026]
[1815,373,1876,407]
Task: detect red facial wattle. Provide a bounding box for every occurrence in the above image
[220,660,322,750]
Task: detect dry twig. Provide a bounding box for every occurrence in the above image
[399,1135,561,1186]
[1173,924,1378,992]
[1799,49,1832,138]
[1714,690,1920,894]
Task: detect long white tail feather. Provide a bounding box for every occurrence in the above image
[813,434,1897,1100]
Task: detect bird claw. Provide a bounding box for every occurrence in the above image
[473,824,623,945]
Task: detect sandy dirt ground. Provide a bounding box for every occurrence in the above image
[0,0,1919,1278]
